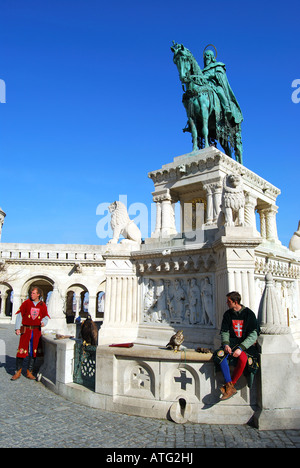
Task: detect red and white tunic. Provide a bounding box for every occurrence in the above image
[15,299,50,358]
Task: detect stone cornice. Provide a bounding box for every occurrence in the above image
[2,259,105,267]
[213,237,263,251]
[148,147,281,201]
[132,244,213,260]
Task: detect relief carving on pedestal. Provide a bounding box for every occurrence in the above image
[143,276,214,327]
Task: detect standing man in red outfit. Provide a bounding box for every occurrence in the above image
[11,286,50,381]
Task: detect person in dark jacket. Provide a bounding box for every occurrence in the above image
[215,291,259,400]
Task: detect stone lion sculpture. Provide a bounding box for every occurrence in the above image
[107,201,142,245]
[219,174,245,227]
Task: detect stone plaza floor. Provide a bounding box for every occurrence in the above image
[1,323,300,449]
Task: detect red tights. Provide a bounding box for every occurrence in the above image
[231,351,248,385]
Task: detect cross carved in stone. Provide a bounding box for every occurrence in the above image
[174,369,193,390]
[132,366,151,389]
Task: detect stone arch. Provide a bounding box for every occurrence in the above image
[21,275,55,305]
[65,283,89,323]
[96,280,106,320]
[0,282,13,317]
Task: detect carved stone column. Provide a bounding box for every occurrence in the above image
[0,289,7,317]
[88,295,96,321]
[161,192,177,237]
[11,292,21,324]
[74,294,81,320]
[244,192,257,229]
[48,284,63,319]
[203,182,222,225]
[151,190,177,238]
[258,208,267,239]
[161,197,172,236]
[258,205,280,243]
[203,183,213,224]
[151,195,162,238]
[212,182,222,223]
[265,206,279,243]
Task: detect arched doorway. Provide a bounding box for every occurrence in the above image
[22,276,54,306]
[5,290,13,316]
[65,284,89,324]
[0,283,13,317]
[30,280,53,305]
[96,291,105,320]
[96,281,106,320]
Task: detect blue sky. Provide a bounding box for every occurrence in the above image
[0,0,299,247]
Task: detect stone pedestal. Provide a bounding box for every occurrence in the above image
[254,334,300,429]
[95,344,258,424]
[213,226,262,330]
[98,245,140,345]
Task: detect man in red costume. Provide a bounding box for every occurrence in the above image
[11,286,50,381]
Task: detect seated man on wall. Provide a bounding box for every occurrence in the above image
[214,291,259,400]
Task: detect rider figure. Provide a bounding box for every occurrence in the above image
[202,50,243,124]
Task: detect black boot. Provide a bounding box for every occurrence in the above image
[11,357,23,381]
[27,356,36,380]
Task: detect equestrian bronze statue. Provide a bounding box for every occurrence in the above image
[171,42,243,164]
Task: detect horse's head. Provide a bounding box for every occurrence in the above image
[171,43,192,83]
[171,42,202,85]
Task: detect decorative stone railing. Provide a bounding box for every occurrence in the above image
[0,243,106,263]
